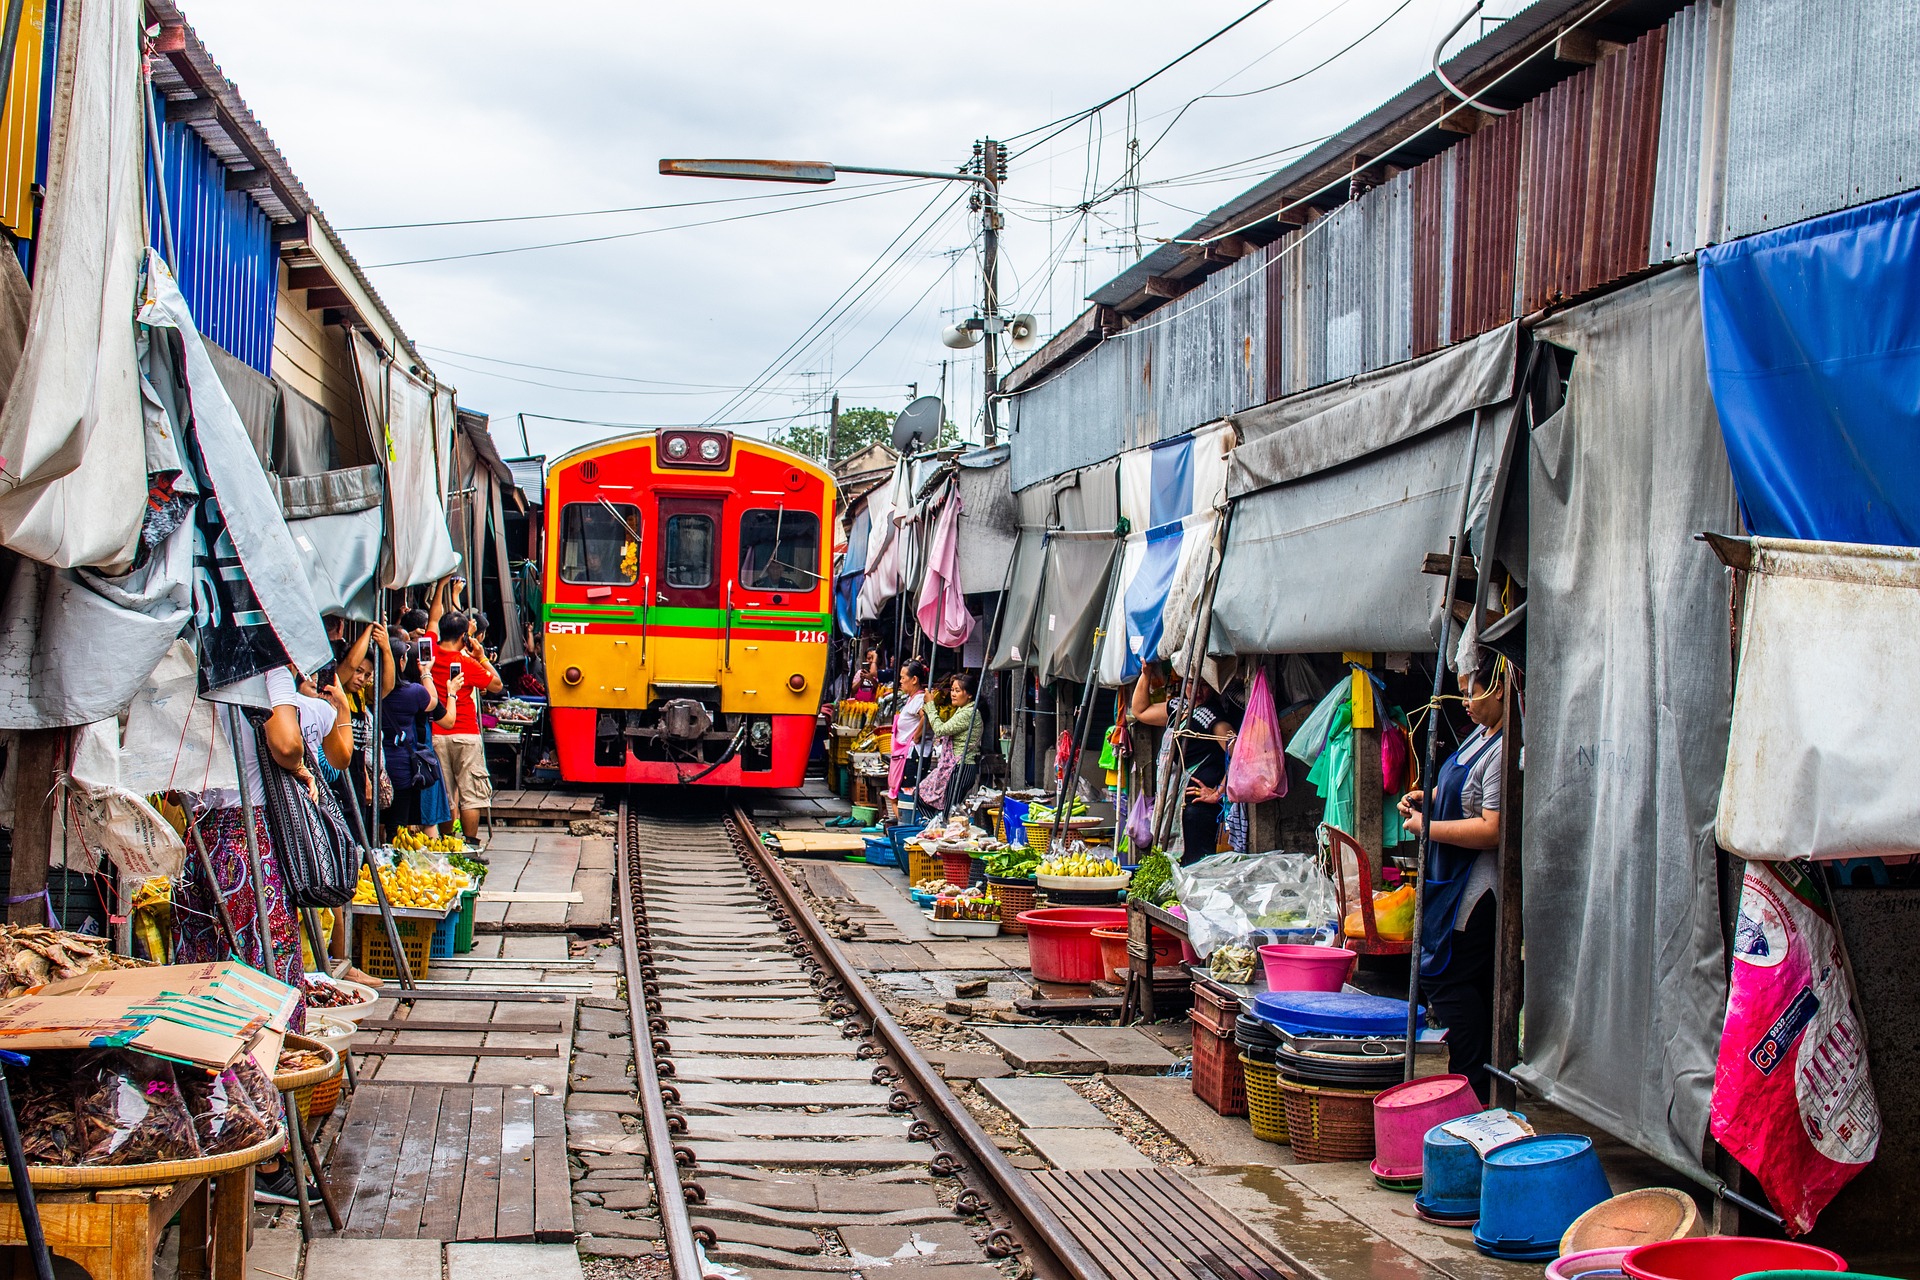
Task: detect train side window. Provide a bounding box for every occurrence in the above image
[664,513,715,588]
[739,509,820,591]
[559,502,641,585]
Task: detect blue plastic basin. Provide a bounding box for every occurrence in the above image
[1474,1134,1611,1261]
[1250,990,1418,1037]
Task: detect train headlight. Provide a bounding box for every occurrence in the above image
[664,437,690,460]
[788,673,807,692]
[563,666,583,685]
[699,437,723,461]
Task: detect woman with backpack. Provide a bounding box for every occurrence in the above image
[380,640,462,834]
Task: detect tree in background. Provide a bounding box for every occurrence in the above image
[774,406,959,465]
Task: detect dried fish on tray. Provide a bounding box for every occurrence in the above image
[71,1050,202,1166]
[0,926,149,998]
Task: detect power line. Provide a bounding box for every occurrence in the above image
[363,181,934,268]
[521,410,826,431]
[1003,0,1281,157]
[418,344,902,393]
[340,179,913,231]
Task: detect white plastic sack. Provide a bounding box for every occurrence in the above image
[1168,850,1336,958]
[1717,537,1920,860]
[50,719,185,877]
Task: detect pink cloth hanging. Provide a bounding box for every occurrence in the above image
[916,495,972,649]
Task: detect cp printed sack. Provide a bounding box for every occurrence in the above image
[1709,861,1879,1235]
[1224,668,1285,804]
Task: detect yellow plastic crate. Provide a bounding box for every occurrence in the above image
[353,913,435,982]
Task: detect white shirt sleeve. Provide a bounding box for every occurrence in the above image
[264,666,300,708]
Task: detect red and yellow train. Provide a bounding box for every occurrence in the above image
[541,429,834,787]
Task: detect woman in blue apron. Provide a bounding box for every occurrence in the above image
[1398,658,1506,1100]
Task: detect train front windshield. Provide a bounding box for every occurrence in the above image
[739,509,820,591]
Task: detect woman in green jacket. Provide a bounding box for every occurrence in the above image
[925,671,984,815]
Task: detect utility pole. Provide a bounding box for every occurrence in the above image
[825,392,840,471]
[974,138,1006,446]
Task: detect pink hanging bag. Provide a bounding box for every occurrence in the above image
[1225,667,1286,804]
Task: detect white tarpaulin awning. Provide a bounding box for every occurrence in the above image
[1715,535,1920,860]
[352,331,460,589]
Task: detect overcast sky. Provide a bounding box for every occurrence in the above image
[180,0,1485,459]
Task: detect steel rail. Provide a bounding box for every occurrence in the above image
[613,795,705,1280]
[725,804,1106,1280]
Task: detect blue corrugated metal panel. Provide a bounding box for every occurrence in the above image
[145,105,277,373]
[1722,0,1920,240]
[14,0,60,278]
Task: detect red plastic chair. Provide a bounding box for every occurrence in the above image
[1324,824,1412,957]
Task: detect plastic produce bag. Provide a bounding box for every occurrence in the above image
[1709,861,1879,1235]
[1168,851,1336,958]
[73,1050,202,1166]
[179,1066,274,1155]
[1226,667,1285,804]
[1343,884,1415,941]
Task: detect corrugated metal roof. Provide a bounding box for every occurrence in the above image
[505,455,547,503]
[1085,0,1685,310]
[1722,0,1920,240]
[1648,0,1722,261]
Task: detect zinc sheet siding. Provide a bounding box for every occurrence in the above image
[1722,0,1920,239]
[147,111,278,373]
[1449,111,1523,341]
[1518,24,1665,313]
[1007,250,1266,492]
[1649,0,1722,261]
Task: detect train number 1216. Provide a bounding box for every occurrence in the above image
[793,630,828,643]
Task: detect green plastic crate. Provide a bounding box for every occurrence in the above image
[455,888,480,954]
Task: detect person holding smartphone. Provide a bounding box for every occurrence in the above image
[430,609,503,847]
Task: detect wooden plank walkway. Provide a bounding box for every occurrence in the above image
[472,829,615,933]
[487,788,600,826]
[1027,1167,1300,1280]
[326,1082,573,1241]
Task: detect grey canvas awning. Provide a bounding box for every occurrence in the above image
[1211,326,1517,655]
[954,445,1017,595]
[989,484,1051,671]
[1033,459,1120,685]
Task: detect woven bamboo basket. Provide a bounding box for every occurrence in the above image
[0,1127,286,1189]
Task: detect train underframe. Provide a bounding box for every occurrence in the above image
[551,703,814,787]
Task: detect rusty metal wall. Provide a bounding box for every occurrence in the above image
[1411,151,1455,356]
[1723,0,1920,239]
[1449,111,1523,340]
[1006,249,1266,491]
[1518,24,1666,313]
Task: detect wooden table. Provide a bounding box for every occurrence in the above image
[0,1168,253,1280]
[1123,897,1199,1022]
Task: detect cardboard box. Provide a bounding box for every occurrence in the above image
[0,962,297,1070]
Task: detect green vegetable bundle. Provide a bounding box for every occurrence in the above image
[985,847,1041,879]
[1129,852,1175,906]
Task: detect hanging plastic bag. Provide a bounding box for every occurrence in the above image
[1225,667,1285,804]
[1126,787,1155,853]
[1709,861,1879,1235]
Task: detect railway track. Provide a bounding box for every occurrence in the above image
[615,794,1104,1279]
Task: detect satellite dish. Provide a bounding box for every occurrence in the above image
[1008,313,1040,351]
[892,396,944,455]
[940,322,982,350]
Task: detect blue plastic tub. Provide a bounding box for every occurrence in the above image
[887,823,920,866]
[1251,990,1419,1038]
[1002,797,1030,846]
[1474,1134,1611,1261]
[863,836,900,868]
[429,905,461,960]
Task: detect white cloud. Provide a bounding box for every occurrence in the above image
[179,0,1458,457]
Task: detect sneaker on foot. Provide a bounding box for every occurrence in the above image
[254,1162,319,1207]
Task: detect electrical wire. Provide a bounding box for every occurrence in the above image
[340,178,916,231]
[363,180,937,268]
[1003,0,1282,158]
[418,344,902,394]
[521,410,826,431]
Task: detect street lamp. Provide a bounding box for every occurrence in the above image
[659,143,1010,445]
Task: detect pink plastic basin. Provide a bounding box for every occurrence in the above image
[1018,907,1129,984]
[1548,1248,1634,1280]
[1258,943,1358,993]
[1166,905,1201,964]
[1369,1074,1479,1180]
[1623,1238,1847,1280]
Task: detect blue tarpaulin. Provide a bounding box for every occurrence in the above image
[1699,189,1920,545]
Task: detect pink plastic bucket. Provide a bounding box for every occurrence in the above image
[1369,1074,1480,1180]
[1167,904,1200,964]
[1257,943,1357,993]
[1018,907,1129,984]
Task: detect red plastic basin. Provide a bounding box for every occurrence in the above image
[1091,925,1180,981]
[1017,907,1128,983]
[1623,1238,1847,1280]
